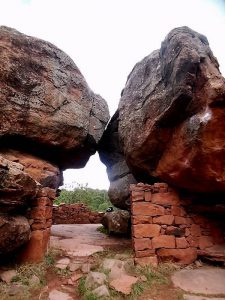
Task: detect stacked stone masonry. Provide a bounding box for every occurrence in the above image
[131,183,225,265]
[52,203,104,225]
[18,187,56,263]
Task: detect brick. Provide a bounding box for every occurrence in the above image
[135,256,158,267]
[166,226,185,237]
[136,249,155,257]
[185,228,191,237]
[31,221,46,230]
[144,191,152,201]
[133,224,160,238]
[45,206,53,219]
[30,207,46,220]
[171,206,186,216]
[132,190,144,202]
[133,238,152,251]
[18,229,50,263]
[37,187,56,199]
[190,224,201,236]
[46,219,52,228]
[191,215,207,225]
[186,235,199,247]
[199,236,213,250]
[174,216,192,225]
[132,203,165,216]
[153,215,174,225]
[151,191,180,205]
[152,235,175,249]
[132,215,152,225]
[157,248,197,265]
[176,237,188,249]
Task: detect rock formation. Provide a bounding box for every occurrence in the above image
[0,26,109,259]
[117,26,225,194]
[99,111,136,209]
[0,26,109,169]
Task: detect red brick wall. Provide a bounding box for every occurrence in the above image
[18,187,56,263]
[131,183,225,265]
[52,203,104,224]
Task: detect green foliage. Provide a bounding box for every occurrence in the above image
[56,183,113,212]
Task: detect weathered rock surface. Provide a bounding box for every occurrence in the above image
[2,150,62,189]
[0,26,109,169]
[172,268,225,295]
[118,26,225,193]
[99,111,136,209]
[0,214,31,254]
[102,210,130,234]
[0,155,38,211]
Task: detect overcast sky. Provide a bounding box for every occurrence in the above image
[1,0,225,189]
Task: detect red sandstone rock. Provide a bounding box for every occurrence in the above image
[132,203,165,216]
[171,206,186,216]
[174,216,192,225]
[118,26,225,194]
[152,235,175,249]
[190,224,201,237]
[176,237,189,249]
[0,156,38,210]
[144,191,152,201]
[2,150,62,189]
[151,191,180,205]
[18,228,50,263]
[135,249,155,258]
[166,226,185,237]
[153,215,174,225]
[186,235,199,248]
[133,224,160,238]
[135,256,158,267]
[0,215,31,255]
[0,26,109,169]
[199,236,214,250]
[133,238,152,250]
[157,248,197,264]
[132,215,152,225]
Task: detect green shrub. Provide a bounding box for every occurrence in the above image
[55,183,113,212]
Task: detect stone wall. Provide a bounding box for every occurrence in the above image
[131,183,225,266]
[52,203,104,224]
[18,187,56,263]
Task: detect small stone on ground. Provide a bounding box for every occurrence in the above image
[110,274,138,295]
[48,289,73,300]
[184,295,225,300]
[0,270,17,283]
[92,284,110,297]
[172,268,225,295]
[85,272,107,289]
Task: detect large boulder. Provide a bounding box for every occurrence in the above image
[118,26,225,193]
[102,210,130,234]
[0,214,31,255]
[99,111,136,209]
[0,26,109,169]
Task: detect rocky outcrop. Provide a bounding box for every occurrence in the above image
[0,214,31,255]
[0,26,109,169]
[0,155,38,212]
[2,150,62,189]
[118,26,225,194]
[99,111,136,209]
[0,26,109,260]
